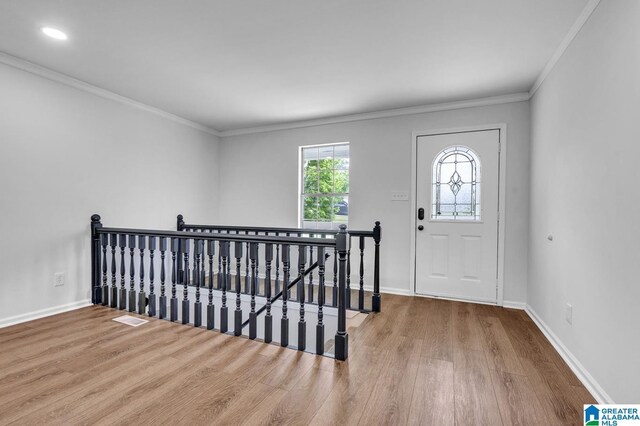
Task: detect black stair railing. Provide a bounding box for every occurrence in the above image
[176,215,382,313]
[241,252,329,327]
[90,214,351,360]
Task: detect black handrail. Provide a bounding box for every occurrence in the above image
[241,253,330,329]
[179,218,374,238]
[96,227,336,247]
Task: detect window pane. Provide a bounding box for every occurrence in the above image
[300,143,349,228]
[431,145,481,220]
[302,160,318,194]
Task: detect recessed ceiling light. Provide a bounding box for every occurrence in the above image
[41,27,68,40]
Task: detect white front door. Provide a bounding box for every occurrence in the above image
[415,130,500,303]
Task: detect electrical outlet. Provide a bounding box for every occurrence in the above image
[391,190,409,201]
[565,303,573,324]
[54,272,65,287]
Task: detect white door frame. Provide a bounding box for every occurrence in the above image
[409,124,507,306]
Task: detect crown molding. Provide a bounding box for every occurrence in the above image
[0,51,221,137]
[529,0,601,98]
[219,92,530,137]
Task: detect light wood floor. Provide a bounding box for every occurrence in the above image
[0,295,594,425]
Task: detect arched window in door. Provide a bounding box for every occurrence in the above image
[432,145,481,220]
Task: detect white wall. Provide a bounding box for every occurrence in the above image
[219,102,530,303]
[0,62,220,323]
[529,0,639,402]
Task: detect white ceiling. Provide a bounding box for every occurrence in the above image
[0,0,589,132]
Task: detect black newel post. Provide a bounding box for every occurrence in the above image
[90,214,103,304]
[335,225,349,361]
[176,214,185,231]
[372,221,382,313]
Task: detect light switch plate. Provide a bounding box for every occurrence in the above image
[391,190,409,201]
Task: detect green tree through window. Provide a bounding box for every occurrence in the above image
[300,143,349,229]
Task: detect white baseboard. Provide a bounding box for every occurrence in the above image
[0,299,92,329]
[525,304,614,404]
[502,300,527,310]
[362,285,413,297]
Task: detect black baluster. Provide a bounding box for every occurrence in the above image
[170,238,179,321]
[358,236,365,311]
[101,234,109,306]
[220,241,229,333]
[128,235,136,312]
[332,247,338,307]
[234,241,243,336]
[159,237,167,319]
[207,240,215,330]
[316,246,326,355]
[249,242,258,340]
[346,240,352,310]
[148,236,156,316]
[275,236,281,294]
[194,240,203,327]
[372,221,382,312]
[244,238,250,294]
[137,235,146,315]
[182,239,190,325]
[119,235,127,310]
[264,243,273,343]
[255,231,260,297]
[217,242,222,290]
[335,225,349,361]
[308,241,314,304]
[298,245,307,351]
[110,234,117,308]
[281,244,290,347]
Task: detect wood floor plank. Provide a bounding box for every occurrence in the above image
[522,320,583,387]
[490,369,546,425]
[309,344,383,425]
[0,295,592,425]
[421,299,453,362]
[499,315,550,364]
[452,301,486,351]
[518,357,582,425]
[408,357,454,426]
[358,335,422,425]
[479,316,525,375]
[453,348,503,426]
[256,367,340,426]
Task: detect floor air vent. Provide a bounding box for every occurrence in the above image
[112,315,148,327]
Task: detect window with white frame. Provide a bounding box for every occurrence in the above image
[300,143,349,229]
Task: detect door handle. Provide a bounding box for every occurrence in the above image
[418,225,424,231]
[418,208,424,220]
